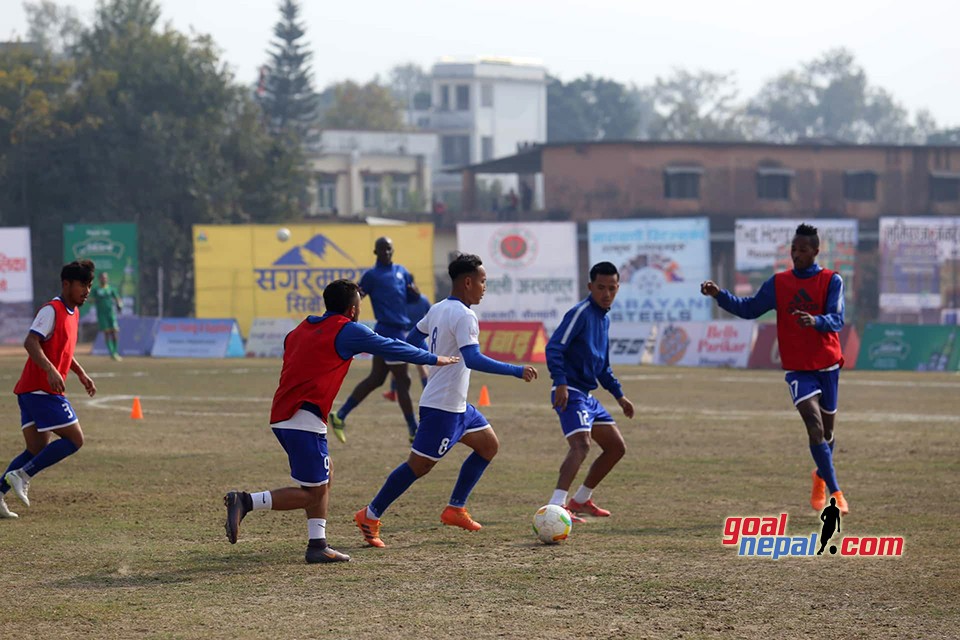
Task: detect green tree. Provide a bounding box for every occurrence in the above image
[748,48,924,143]
[647,69,748,141]
[258,0,320,139]
[547,75,640,142]
[387,62,431,123]
[23,0,84,57]
[322,80,404,130]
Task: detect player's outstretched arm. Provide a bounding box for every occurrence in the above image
[701,277,776,319]
[700,281,720,297]
[459,344,526,379]
[435,355,460,367]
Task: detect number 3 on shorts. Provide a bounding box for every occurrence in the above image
[788,379,799,401]
[61,402,74,419]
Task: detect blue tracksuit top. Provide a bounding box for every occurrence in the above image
[546,296,623,399]
[715,264,845,332]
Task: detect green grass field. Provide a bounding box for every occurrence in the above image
[0,355,958,639]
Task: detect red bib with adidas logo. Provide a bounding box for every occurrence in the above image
[773,268,843,371]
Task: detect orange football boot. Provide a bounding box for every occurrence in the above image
[354,507,386,548]
[440,505,482,531]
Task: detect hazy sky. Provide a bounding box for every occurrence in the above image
[4,0,958,126]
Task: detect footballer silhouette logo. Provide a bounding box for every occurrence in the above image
[490,227,538,269]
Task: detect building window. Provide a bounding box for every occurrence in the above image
[663,167,702,199]
[363,176,381,210]
[441,135,471,166]
[316,174,336,212]
[455,85,470,111]
[757,168,793,200]
[391,175,410,210]
[481,136,494,162]
[931,173,960,202]
[439,85,450,111]
[844,171,877,201]
[481,83,493,107]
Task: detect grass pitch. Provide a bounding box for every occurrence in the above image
[0,355,957,639]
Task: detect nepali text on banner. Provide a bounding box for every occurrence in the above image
[151,318,245,358]
[478,322,547,364]
[588,218,712,324]
[194,224,435,338]
[457,222,578,335]
[0,227,33,345]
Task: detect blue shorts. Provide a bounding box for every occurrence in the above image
[18,393,79,432]
[375,323,410,365]
[412,404,490,461]
[272,428,330,486]
[552,388,616,438]
[785,369,840,413]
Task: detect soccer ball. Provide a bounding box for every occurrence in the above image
[533,504,572,544]
[277,227,291,242]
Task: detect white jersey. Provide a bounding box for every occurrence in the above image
[416,298,479,413]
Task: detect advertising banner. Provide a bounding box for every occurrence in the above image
[608,323,656,366]
[878,217,960,323]
[588,218,712,324]
[245,318,298,358]
[652,321,756,368]
[857,323,958,371]
[151,318,245,358]
[63,223,139,320]
[0,227,33,345]
[194,224,434,338]
[91,317,160,357]
[746,323,861,370]
[478,322,547,363]
[734,219,857,321]
[457,223,578,334]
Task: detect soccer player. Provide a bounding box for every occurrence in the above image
[223,279,459,564]
[701,223,849,514]
[383,293,432,402]
[354,254,538,548]
[1,260,98,520]
[544,261,635,523]
[329,237,422,443]
[90,271,123,361]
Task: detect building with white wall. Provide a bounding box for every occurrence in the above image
[305,130,437,217]
[412,57,547,209]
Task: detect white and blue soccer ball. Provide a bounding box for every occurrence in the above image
[277,227,291,242]
[533,504,572,544]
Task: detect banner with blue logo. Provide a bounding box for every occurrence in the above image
[588,218,712,324]
[92,316,160,356]
[150,318,245,358]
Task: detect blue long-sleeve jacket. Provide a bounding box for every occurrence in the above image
[546,296,623,398]
[715,264,845,332]
[310,313,438,364]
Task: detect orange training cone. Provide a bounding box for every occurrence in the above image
[131,396,144,420]
[477,385,491,407]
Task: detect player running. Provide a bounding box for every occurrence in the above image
[354,254,538,548]
[223,279,459,563]
[329,236,422,443]
[701,223,849,514]
[383,292,432,402]
[544,261,635,523]
[1,261,98,519]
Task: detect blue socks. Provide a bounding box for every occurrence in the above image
[22,439,79,477]
[404,413,418,437]
[1,450,35,493]
[369,462,418,518]
[810,441,840,494]
[337,397,359,420]
[449,452,491,508]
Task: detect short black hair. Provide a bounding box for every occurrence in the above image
[449,253,483,281]
[61,260,95,284]
[589,261,619,282]
[795,223,820,249]
[323,279,360,314]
